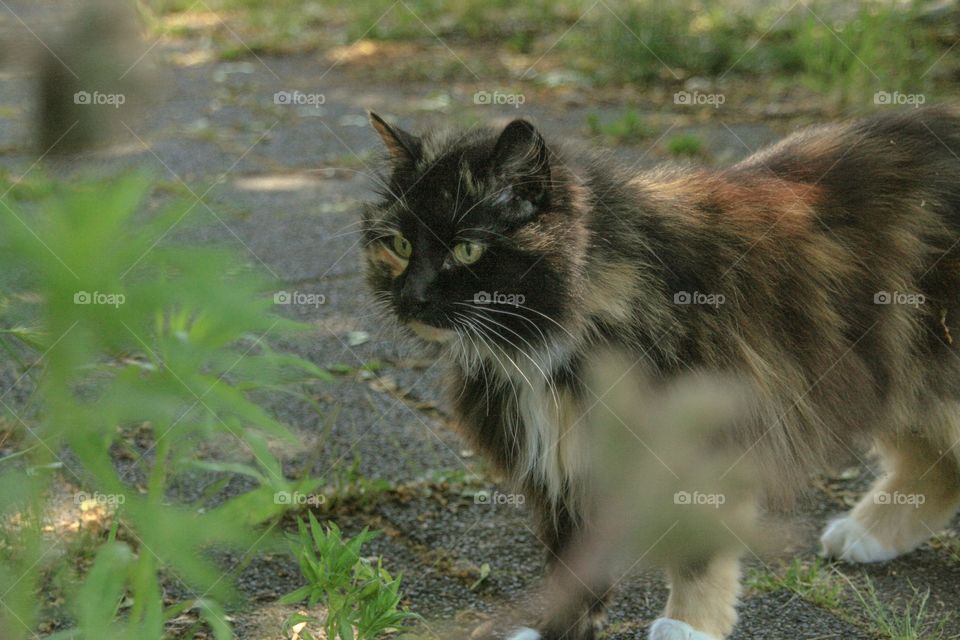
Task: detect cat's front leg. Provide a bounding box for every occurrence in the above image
[649,553,741,640]
[504,578,610,640]
[505,591,609,640]
[505,500,611,640]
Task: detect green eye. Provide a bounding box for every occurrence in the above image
[453,241,485,265]
[392,234,412,259]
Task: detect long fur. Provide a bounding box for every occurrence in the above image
[362,106,960,639]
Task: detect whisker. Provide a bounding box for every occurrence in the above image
[455,311,520,418]
[463,309,561,414]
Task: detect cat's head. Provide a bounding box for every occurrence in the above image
[362,113,587,351]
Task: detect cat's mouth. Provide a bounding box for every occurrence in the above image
[407,320,455,342]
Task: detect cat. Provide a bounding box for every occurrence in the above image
[361,106,960,640]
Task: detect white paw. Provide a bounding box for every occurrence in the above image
[505,628,541,640]
[649,618,719,640]
[820,515,898,563]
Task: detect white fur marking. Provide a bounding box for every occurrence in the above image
[508,342,585,505]
[450,330,587,507]
[649,618,720,640]
[820,516,899,563]
[505,627,542,640]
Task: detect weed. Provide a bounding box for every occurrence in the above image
[0,172,328,638]
[770,2,936,105]
[280,514,418,640]
[666,133,705,158]
[747,557,843,609]
[573,1,750,83]
[586,111,651,145]
[848,577,950,640]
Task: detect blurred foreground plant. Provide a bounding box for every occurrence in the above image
[0,172,328,639]
[534,357,764,627]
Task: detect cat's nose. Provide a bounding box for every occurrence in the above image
[399,256,439,312]
[399,275,433,316]
[401,288,430,312]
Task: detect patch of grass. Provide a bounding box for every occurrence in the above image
[666,133,705,158]
[849,577,950,640]
[423,467,482,486]
[337,0,585,42]
[144,0,329,54]
[145,0,953,105]
[570,1,752,83]
[747,558,843,609]
[0,170,57,203]
[147,0,585,54]
[280,514,418,640]
[765,2,937,105]
[570,0,940,102]
[327,456,394,506]
[328,359,384,377]
[586,111,652,145]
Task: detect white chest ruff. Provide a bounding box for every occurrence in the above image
[478,342,589,506]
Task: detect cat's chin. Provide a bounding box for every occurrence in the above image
[407,321,455,342]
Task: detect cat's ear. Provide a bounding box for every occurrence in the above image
[490,119,550,209]
[368,112,420,163]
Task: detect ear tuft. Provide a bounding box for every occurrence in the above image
[490,119,550,207]
[368,111,420,162]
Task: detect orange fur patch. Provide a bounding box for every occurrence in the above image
[635,171,822,238]
[707,175,821,237]
[366,244,407,278]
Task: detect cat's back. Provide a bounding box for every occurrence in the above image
[731,105,960,230]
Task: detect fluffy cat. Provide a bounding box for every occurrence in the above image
[361,107,960,639]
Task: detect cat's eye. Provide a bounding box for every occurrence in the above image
[391,234,412,259]
[453,241,485,265]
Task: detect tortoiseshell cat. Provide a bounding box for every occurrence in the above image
[361,107,960,639]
